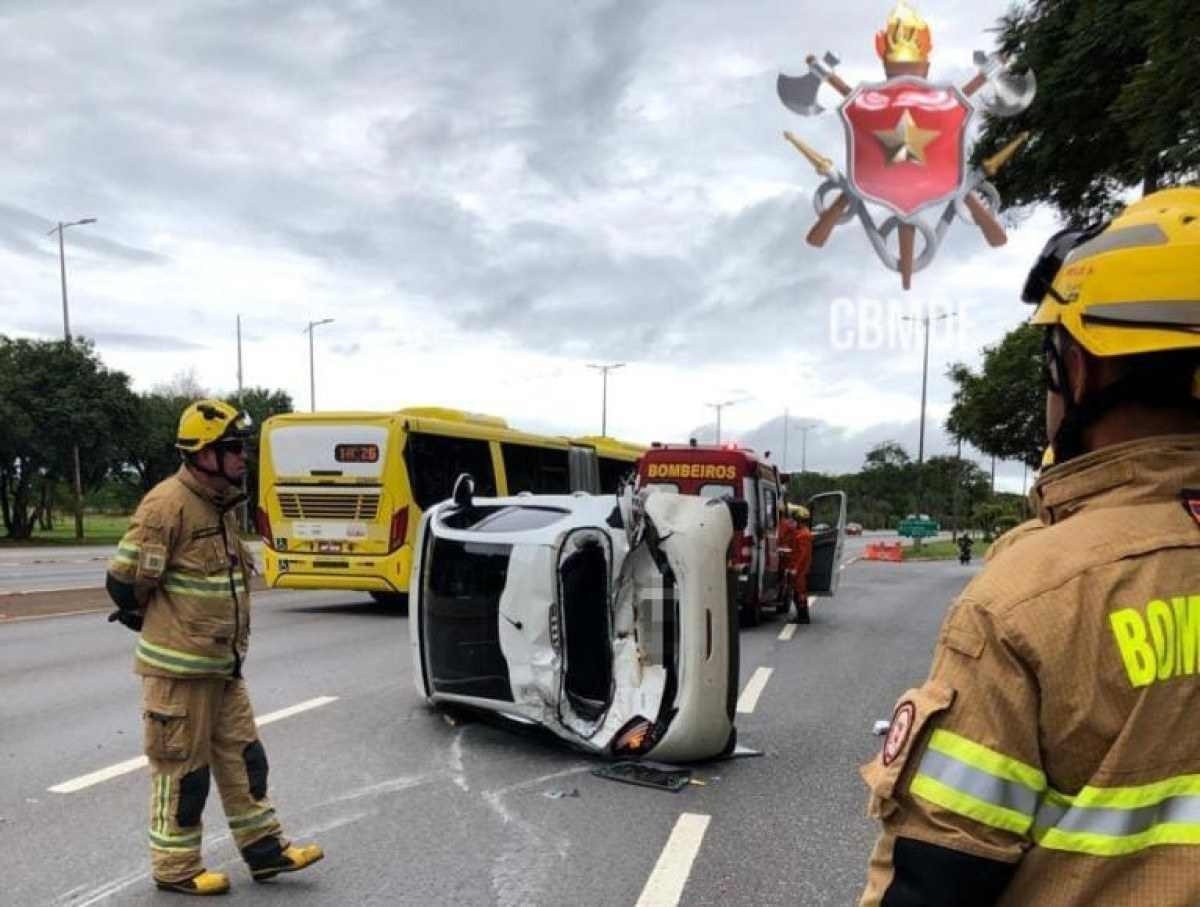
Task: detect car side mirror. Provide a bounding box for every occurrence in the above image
[452,473,475,508]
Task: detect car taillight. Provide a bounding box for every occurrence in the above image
[389,506,409,552]
[611,716,656,757]
[256,507,273,549]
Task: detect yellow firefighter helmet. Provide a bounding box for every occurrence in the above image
[175,400,255,453]
[1024,187,1200,360]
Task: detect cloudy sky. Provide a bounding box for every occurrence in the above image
[1,0,1056,490]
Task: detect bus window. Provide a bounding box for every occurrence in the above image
[598,457,635,494]
[405,433,498,509]
[698,483,736,500]
[643,483,679,494]
[502,443,570,494]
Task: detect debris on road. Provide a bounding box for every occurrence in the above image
[591,761,692,792]
[542,788,580,800]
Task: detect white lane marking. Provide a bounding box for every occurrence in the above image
[735,667,773,714]
[256,695,339,726]
[49,755,150,793]
[635,812,712,907]
[49,696,338,793]
[778,623,797,642]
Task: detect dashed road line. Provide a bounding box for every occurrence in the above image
[778,623,797,642]
[735,667,773,714]
[48,695,338,794]
[635,812,711,907]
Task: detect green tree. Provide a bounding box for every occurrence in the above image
[0,336,139,538]
[947,323,1045,469]
[975,0,1200,225]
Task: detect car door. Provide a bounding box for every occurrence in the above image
[758,478,781,602]
[807,491,847,596]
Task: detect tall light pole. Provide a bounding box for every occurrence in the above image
[47,217,97,541]
[705,399,740,444]
[781,411,817,473]
[902,311,953,514]
[799,423,816,473]
[586,362,624,436]
[304,318,334,412]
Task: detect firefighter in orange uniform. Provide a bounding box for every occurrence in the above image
[788,505,813,624]
[106,400,323,895]
[779,503,813,623]
[859,189,1200,905]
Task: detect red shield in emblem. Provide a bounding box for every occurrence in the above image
[840,78,971,218]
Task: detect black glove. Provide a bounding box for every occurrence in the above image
[107,608,144,632]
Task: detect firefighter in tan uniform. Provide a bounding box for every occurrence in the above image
[106,400,323,895]
[859,188,1200,905]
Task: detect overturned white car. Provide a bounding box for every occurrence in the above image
[409,481,744,762]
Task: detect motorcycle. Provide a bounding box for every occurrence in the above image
[957,536,974,565]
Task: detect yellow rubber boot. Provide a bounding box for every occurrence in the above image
[155,869,231,895]
[250,842,324,882]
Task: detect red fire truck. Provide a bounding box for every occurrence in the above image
[637,443,846,626]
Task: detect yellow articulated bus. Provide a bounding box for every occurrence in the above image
[256,407,643,606]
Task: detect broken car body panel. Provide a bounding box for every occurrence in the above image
[410,490,738,762]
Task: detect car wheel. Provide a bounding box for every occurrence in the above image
[369,592,409,614]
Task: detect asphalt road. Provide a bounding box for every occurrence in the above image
[2,552,979,906]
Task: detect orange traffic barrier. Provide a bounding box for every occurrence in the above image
[864,541,904,562]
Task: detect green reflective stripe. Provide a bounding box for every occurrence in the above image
[138,638,234,669]
[1060,774,1200,810]
[155,775,168,834]
[138,650,231,676]
[927,730,1046,793]
[148,829,202,849]
[911,774,1035,835]
[229,806,276,831]
[1034,822,1200,857]
[137,640,234,677]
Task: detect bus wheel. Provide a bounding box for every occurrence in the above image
[369,592,409,614]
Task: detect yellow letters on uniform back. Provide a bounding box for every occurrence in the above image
[1110,595,1200,688]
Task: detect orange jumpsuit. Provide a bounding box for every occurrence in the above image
[791,524,813,602]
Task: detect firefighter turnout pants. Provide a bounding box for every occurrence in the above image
[143,676,285,883]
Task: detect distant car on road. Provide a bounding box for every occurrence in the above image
[410,480,744,762]
[846,522,863,536]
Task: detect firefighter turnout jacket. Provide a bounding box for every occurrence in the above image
[108,465,251,679]
[860,435,1200,906]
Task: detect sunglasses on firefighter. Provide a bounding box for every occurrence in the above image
[213,441,247,456]
[1021,222,1106,306]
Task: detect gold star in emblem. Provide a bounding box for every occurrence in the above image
[873,110,941,165]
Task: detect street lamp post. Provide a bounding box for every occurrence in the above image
[902,311,953,510]
[705,399,740,444]
[47,217,97,541]
[304,318,334,412]
[586,362,625,436]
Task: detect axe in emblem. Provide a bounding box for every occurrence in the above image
[954,58,1035,248]
[964,52,1037,119]
[776,52,851,116]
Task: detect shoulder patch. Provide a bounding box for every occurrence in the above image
[1182,490,1200,529]
[882,701,916,766]
[139,543,167,578]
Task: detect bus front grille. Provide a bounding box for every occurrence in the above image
[277,492,381,520]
